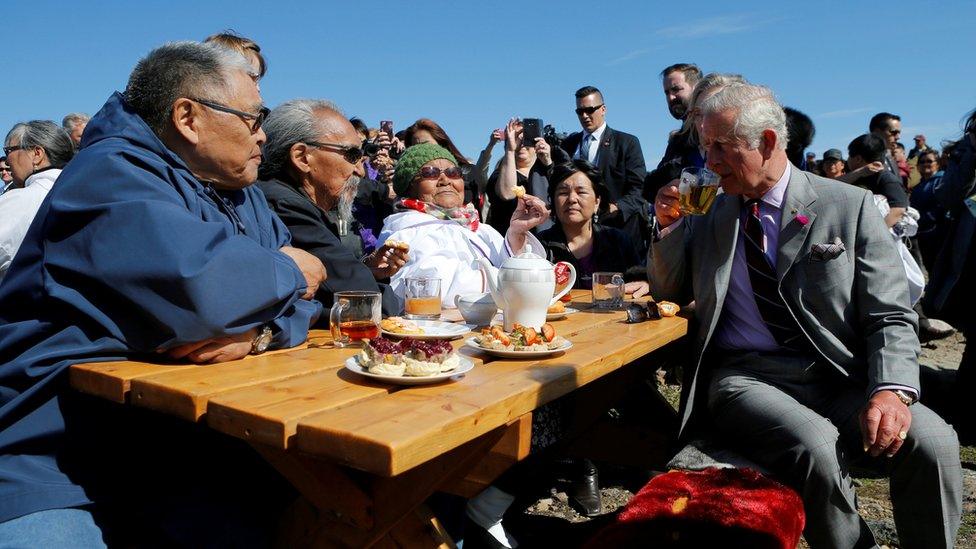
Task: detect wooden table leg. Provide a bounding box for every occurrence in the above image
[255,422,515,548]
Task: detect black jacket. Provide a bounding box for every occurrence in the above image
[257,178,400,317]
[538,222,644,286]
[643,130,702,201]
[557,126,648,222]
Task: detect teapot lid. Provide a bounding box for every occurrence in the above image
[501,251,554,270]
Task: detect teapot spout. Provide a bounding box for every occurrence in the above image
[476,258,505,309]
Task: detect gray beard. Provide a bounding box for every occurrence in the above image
[336,175,360,223]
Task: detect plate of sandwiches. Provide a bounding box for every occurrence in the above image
[346,337,474,385]
[380,317,474,340]
[465,323,572,358]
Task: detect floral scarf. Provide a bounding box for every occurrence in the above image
[395,198,480,232]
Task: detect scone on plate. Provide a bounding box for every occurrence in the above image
[547,301,566,314]
[381,316,424,335]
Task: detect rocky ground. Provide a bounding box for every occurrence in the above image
[510,332,973,548]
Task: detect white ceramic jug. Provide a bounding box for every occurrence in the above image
[477,252,576,330]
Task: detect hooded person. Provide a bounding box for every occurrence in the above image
[378,143,549,308]
[0,41,323,545]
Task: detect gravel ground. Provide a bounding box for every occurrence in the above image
[515,331,974,548]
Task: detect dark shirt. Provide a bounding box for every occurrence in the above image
[353,177,393,254]
[855,170,908,208]
[257,178,401,317]
[538,222,643,288]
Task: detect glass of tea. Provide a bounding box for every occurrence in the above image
[404,277,442,319]
[329,291,381,347]
[678,167,721,216]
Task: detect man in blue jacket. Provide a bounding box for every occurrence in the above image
[0,41,325,546]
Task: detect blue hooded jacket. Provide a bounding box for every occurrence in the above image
[0,92,320,523]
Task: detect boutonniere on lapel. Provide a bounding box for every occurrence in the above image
[790,208,809,226]
[811,236,845,261]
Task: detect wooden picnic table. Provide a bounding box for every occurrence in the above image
[69,289,687,547]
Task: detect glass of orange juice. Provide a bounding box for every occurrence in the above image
[404,277,442,320]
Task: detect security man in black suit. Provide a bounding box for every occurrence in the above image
[557,86,648,251]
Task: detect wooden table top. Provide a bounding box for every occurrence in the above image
[70,290,687,477]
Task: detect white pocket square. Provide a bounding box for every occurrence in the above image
[811,237,845,261]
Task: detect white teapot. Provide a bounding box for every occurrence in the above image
[476,252,576,330]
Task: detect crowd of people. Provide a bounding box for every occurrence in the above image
[0,32,973,548]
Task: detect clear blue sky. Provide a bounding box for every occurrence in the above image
[3,0,974,166]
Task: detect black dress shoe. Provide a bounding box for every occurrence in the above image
[568,459,602,517]
[462,515,508,549]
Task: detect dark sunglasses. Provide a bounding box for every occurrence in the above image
[2,145,23,155]
[188,97,270,133]
[575,104,604,116]
[305,141,365,164]
[918,159,938,164]
[418,165,463,180]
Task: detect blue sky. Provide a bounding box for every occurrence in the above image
[2,0,974,167]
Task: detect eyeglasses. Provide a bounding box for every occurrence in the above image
[305,141,365,164]
[417,165,463,180]
[2,145,23,155]
[0,167,10,172]
[575,104,604,116]
[188,97,270,133]
[918,159,938,164]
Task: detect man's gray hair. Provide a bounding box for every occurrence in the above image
[679,72,747,144]
[124,41,252,136]
[259,99,346,182]
[61,113,90,132]
[699,83,788,150]
[5,120,75,168]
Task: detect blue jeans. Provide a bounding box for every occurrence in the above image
[0,508,106,549]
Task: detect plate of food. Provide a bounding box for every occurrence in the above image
[346,337,474,385]
[380,317,473,340]
[465,323,572,358]
[546,301,579,321]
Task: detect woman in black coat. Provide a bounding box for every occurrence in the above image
[538,160,649,294]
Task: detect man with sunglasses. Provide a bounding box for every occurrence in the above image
[558,85,648,253]
[258,99,405,317]
[0,156,13,193]
[0,41,324,546]
[869,111,903,176]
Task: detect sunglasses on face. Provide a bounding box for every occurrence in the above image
[188,97,270,133]
[418,165,463,180]
[575,104,604,116]
[919,159,938,164]
[2,145,23,155]
[305,141,365,164]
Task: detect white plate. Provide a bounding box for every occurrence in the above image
[344,355,475,385]
[463,337,573,358]
[381,320,475,340]
[546,307,580,321]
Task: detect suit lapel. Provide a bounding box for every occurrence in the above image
[776,167,818,279]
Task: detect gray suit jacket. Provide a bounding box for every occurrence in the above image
[648,165,920,435]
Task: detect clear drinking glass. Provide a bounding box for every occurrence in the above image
[329,291,381,347]
[678,167,721,215]
[404,277,442,320]
[592,272,625,309]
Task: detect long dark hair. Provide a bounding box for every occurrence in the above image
[547,159,610,216]
[405,118,471,166]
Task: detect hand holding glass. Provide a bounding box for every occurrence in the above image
[678,167,721,215]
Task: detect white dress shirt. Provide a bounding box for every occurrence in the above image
[0,167,61,283]
[575,123,607,164]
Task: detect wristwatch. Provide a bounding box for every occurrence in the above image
[250,325,273,355]
[891,389,916,407]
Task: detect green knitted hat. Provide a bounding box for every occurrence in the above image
[393,143,458,196]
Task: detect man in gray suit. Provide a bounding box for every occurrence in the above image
[648,83,961,548]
